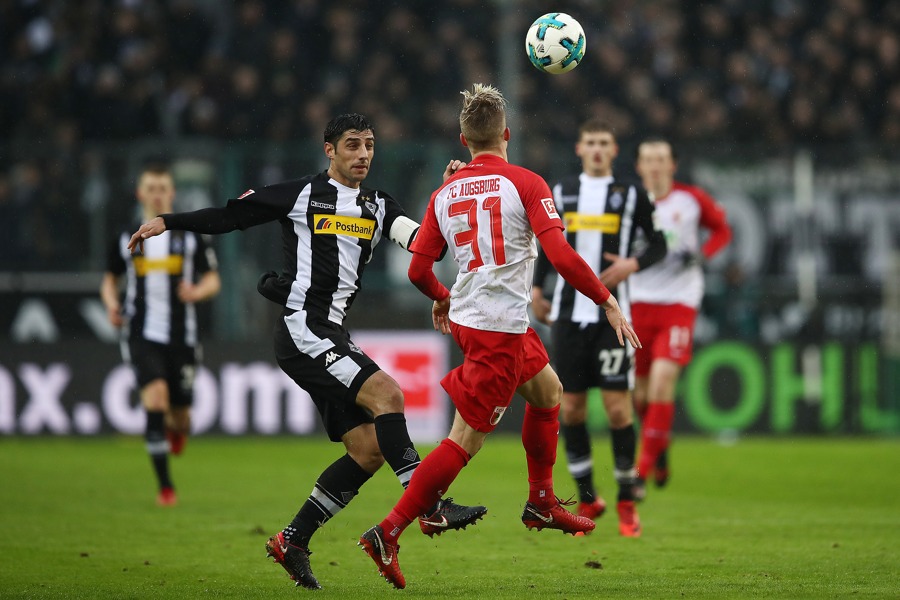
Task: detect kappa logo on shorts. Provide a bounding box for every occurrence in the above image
[324,351,341,366]
[490,406,507,426]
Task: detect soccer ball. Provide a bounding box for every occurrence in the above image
[525,13,586,74]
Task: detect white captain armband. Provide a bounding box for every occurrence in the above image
[388,216,420,251]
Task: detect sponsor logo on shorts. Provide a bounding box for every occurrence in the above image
[490,406,507,426]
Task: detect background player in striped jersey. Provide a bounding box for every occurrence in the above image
[127,114,484,590]
[101,165,221,507]
[631,138,732,499]
[532,119,667,537]
[358,84,640,589]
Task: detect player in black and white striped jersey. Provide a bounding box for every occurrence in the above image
[128,114,485,590]
[532,119,667,537]
[101,165,221,507]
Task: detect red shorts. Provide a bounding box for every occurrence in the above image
[442,323,549,433]
[631,303,697,377]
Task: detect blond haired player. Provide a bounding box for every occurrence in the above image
[359,85,640,589]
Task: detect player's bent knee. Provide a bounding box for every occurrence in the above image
[141,379,169,412]
[560,394,587,422]
[607,408,631,428]
[520,367,563,410]
[357,371,406,416]
[343,426,386,473]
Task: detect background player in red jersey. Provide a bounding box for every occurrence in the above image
[358,84,640,589]
[630,138,732,499]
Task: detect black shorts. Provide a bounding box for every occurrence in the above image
[124,337,197,407]
[274,309,380,442]
[551,320,633,392]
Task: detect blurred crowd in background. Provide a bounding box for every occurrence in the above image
[4,0,900,144]
[1,0,899,271]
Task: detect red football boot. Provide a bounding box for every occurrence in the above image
[521,497,596,535]
[359,525,405,589]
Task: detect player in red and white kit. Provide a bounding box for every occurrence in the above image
[358,84,640,589]
[630,138,732,498]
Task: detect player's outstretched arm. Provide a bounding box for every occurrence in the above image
[127,217,167,254]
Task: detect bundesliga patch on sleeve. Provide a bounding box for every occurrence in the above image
[541,198,560,219]
[237,189,255,199]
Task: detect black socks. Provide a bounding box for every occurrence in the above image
[285,453,373,548]
[145,410,172,490]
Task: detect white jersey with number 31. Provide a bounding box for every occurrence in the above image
[414,154,563,334]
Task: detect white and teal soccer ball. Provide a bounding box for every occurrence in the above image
[525,13,586,74]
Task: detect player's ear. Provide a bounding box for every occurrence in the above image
[503,127,510,141]
[459,133,468,148]
[324,142,335,159]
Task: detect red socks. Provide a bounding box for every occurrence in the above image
[522,403,560,509]
[637,402,675,478]
[381,438,469,542]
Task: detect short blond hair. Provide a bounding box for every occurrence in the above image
[459,83,507,149]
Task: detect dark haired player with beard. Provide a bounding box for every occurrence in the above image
[129,114,485,590]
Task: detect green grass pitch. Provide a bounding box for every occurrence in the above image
[1,435,898,599]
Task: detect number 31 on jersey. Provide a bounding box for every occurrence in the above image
[448,196,505,271]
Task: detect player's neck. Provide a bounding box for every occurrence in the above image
[650,183,673,200]
[583,169,612,178]
[470,148,507,161]
[326,167,362,189]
